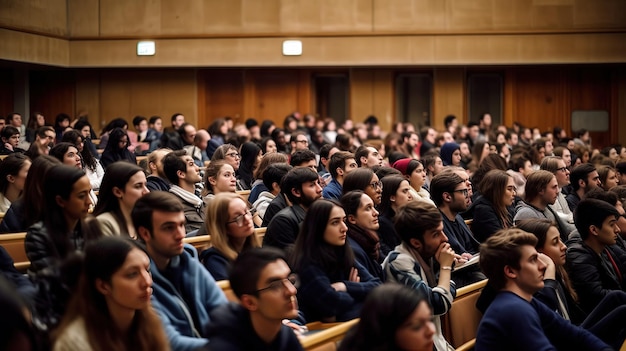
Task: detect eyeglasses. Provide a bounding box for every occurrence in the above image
[225,152,241,159]
[369,181,383,190]
[295,139,308,144]
[452,189,469,197]
[556,167,568,173]
[256,273,299,294]
[226,209,255,227]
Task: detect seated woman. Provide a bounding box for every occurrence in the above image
[211,144,245,190]
[291,199,381,323]
[53,236,168,350]
[517,218,626,350]
[343,168,383,206]
[62,129,105,191]
[200,193,260,281]
[93,162,149,239]
[339,284,436,351]
[25,165,92,275]
[100,128,136,169]
[0,155,59,233]
[467,169,515,242]
[201,159,237,205]
[0,153,31,212]
[248,152,289,204]
[340,191,385,281]
[50,142,98,207]
[237,142,262,190]
[392,158,435,206]
[597,165,619,191]
[377,175,413,256]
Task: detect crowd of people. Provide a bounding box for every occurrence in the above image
[1,109,626,350]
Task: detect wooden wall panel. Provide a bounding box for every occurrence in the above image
[372,70,394,133]
[250,70,300,122]
[74,71,101,127]
[67,0,100,37]
[99,70,197,132]
[202,70,245,127]
[29,70,76,122]
[0,29,69,67]
[0,0,67,36]
[433,68,465,129]
[99,0,162,36]
[514,68,565,131]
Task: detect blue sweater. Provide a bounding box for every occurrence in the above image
[476,291,611,351]
[322,178,342,200]
[150,244,228,351]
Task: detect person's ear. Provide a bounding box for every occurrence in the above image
[240,294,259,312]
[504,265,517,280]
[6,175,15,184]
[336,167,344,177]
[95,278,111,295]
[409,238,422,251]
[443,192,452,203]
[177,169,185,180]
[208,176,217,186]
[347,214,357,225]
[55,195,66,208]
[579,179,586,189]
[112,186,124,199]
[360,156,368,166]
[589,225,599,237]
[138,227,151,242]
[291,188,302,198]
[272,181,281,193]
[390,195,396,203]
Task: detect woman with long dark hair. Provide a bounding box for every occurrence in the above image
[93,162,149,239]
[468,169,516,242]
[0,153,31,212]
[62,130,105,190]
[339,284,436,351]
[25,165,92,274]
[517,218,626,349]
[377,175,413,255]
[53,236,168,351]
[290,199,381,322]
[100,128,136,168]
[340,191,384,280]
[200,193,260,281]
[237,142,262,190]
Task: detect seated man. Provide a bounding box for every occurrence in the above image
[382,201,456,351]
[252,163,292,221]
[146,148,173,191]
[206,247,304,351]
[354,144,383,169]
[264,167,322,250]
[477,229,610,351]
[163,150,205,233]
[133,192,227,350]
[322,151,357,200]
[566,198,626,314]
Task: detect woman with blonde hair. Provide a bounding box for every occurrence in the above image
[200,193,260,281]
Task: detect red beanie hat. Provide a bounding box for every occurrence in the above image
[392,158,412,175]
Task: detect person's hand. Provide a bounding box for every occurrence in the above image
[461,252,474,260]
[348,267,360,282]
[436,242,456,267]
[331,282,347,292]
[538,253,556,280]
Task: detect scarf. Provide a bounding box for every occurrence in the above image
[169,185,203,208]
[347,222,380,262]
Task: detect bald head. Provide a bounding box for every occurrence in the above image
[194,129,211,150]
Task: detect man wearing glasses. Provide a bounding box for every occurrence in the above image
[541,156,575,225]
[290,131,310,154]
[133,192,227,351]
[206,247,305,350]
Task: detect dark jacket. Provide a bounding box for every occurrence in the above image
[25,221,84,276]
[566,241,626,314]
[99,150,136,169]
[261,193,288,227]
[0,197,26,233]
[466,195,513,242]
[206,303,303,351]
[441,211,480,255]
[377,213,400,257]
[297,261,381,323]
[347,236,385,281]
[0,246,36,303]
[200,247,229,281]
[264,205,306,251]
[146,175,171,192]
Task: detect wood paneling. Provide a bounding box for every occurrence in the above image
[29,70,76,122]
[67,0,100,37]
[250,70,301,122]
[0,0,67,36]
[433,68,465,129]
[349,69,394,132]
[202,70,245,125]
[0,29,68,67]
[514,68,566,130]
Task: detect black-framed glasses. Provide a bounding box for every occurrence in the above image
[369,181,383,190]
[226,209,255,227]
[225,152,241,159]
[556,167,568,173]
[255,273,299,294]
[452,188,469,197]
[295,139,309,144]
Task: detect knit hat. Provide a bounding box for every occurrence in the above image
[392,158,412,175]
[440,142,460,166]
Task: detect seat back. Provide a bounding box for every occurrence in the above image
[0,232,29,272]
[442,279,487,348]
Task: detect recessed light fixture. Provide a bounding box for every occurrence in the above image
[137,41,156,56]
[282,40,302,56]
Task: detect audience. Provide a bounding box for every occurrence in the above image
[0,153,31,212]
[468,169,515,242]
[163,150,205,233]
[377,175,413,256]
